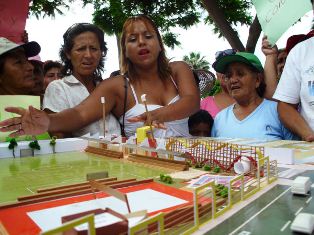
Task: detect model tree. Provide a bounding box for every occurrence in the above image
[50,136,57,154]
[29,140,41,156]
[8,138,18,158]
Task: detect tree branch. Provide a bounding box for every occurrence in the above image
[245,15,262,53]
[201,0,245,51]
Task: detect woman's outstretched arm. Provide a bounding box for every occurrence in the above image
[0,78,120,137]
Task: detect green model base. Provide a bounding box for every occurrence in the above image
[0,151,169,204]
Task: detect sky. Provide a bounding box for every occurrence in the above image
[25,2,313,78]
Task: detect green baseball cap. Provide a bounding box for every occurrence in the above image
[213,52,263,73]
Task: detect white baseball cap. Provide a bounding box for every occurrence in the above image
[0,37,41,58]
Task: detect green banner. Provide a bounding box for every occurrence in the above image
[252,0,312,45]
[0,95,50,142]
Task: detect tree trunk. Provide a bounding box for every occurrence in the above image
[201,0,245,51]
[116,33,121,69]
[245,15,262,53]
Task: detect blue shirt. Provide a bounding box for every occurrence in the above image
[211,99,296,140]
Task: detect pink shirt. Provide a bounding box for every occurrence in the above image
[200,96,220,118]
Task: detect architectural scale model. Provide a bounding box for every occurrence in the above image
[0,132,280,235]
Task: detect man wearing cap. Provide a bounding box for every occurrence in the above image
[211,52,295,140]
[273,0,314,141]
[0,37,41,95]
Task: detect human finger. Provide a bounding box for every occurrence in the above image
[152,121,166,130]
[4,107,26,116]
[155,123,167,129]
[127,116,145,122]
[0,122,21,132]
[0,117,22,130]
[127,113,147,123]
[305,135,314,142]
[29,105,41,114]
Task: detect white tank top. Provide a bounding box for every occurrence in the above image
[119,77,190,138]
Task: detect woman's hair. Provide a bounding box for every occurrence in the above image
[43,60,63,76]
[248,66,266,98]
[120,15,171,82]
[59,23,107,79]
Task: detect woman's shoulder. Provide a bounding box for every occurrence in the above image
[214,104,233,119]
[45,78,65,92]
[169,61,190,70]
[101,75,125,85]
[97,75,126,93]
[169,61,194,82]
[262,99,278,108]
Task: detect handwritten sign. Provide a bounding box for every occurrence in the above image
[0,0,29,43]
[252,0,312,45]
[0,95,50,142]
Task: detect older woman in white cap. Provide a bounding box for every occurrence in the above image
[211,52,296,140]
[0,37,41,95]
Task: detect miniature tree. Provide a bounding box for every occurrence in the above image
[8,138,18,158]
[203,164,211,171]
[29,140,41,156]
[213,166,221,173]
[159,174,173,184]
[216,184,228,198]
[50,136,57,154]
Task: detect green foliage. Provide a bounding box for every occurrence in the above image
[28,0,257,52]
[213,166,221,173]
[216,184,225,190]
[8,138,18,150]
[87,0,201,48]
[215,184,228,198]
[29,0,75,18]
[159,174,173,184]
[50,136,57,146]
[207,79,222,97]
[162,32,180,49]
[29,140,41,150]
[203,0,253,38]
[203,164,211,171]
[183,52,210,70]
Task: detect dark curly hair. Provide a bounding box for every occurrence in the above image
[60,23,107,79]
[43,60,63,76]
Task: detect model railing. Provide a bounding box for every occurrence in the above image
[128,154,277,235]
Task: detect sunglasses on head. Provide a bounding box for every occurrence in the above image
[215,49,237,60]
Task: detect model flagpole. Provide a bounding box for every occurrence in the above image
[101,97,106,137]
[141,94,155,141]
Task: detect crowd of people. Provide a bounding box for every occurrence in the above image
[0,0,314,143]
